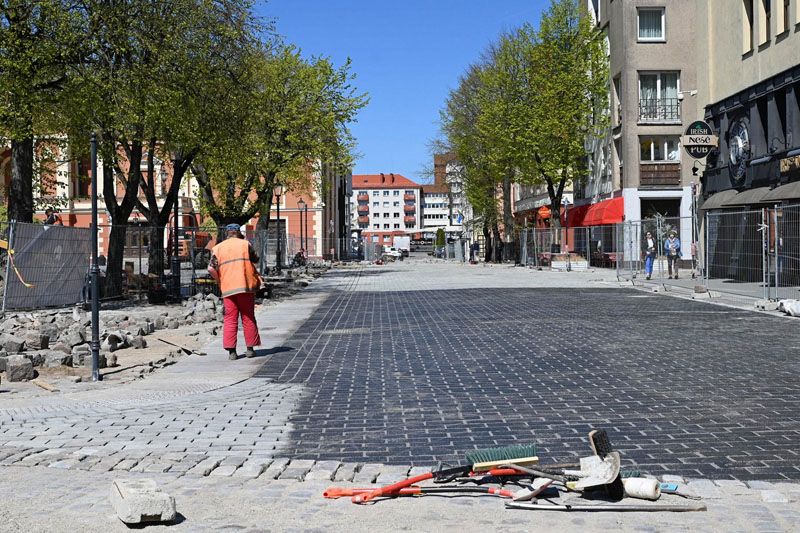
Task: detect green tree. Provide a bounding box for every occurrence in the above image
[0,0,85,222]
[435,227,445,250]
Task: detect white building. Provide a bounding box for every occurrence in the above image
[349,173,421,247]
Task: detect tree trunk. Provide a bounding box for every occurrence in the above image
[148,225,166,275]
[492,223,503,262]
[482,224,492,262]
[105,223,127,297]
[502,170,515,263]
[8,137,34,223]
[255,198,272,274]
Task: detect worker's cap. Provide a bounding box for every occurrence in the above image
[225,223,241,233]
[669,230,676,235]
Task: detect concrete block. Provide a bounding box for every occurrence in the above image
[352,463,384,485]
[110,479,176,524]
[1,334,26,353]
[277,459,315,480]
[305,460,341,481]
[6,355,34,382]
[755,299,779,310]
[661,474,685,484]
[687,479,721,499]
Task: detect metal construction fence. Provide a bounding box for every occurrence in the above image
[0,222,326,310]
[519,226,593,270]
[615,216,698,286]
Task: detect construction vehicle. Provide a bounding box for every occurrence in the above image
[166,212,213,268]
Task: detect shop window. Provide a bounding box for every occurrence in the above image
[637,7,665,41]
[640,136,680,162]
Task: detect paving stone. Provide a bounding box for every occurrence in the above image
[109,479,176,525]
[304,460,341,481]
[186,457,222,477]
[112,459,140,471]
[375,465,410,485]
[761,490,790,503]
[278,459,316,480]
[747,480,776,490]
[688,479,721,499]
[661,474,685,484]
[352,463,384,485]
[209,465,239,477]
[333,462,361,482]
[262,457,291,480]
[232,459,271,479]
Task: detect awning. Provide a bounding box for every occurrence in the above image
[581,197,625,226]
[560,204,590,227]
[762,180,800,202]
[700,189,739,210]
[720,186,773,207]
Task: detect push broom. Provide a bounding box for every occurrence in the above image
[349,443,539,504]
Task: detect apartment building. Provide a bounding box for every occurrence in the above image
[698,0,800,207]
[420,153,472,240]
[350,173,421,246]
[580,0,698,247]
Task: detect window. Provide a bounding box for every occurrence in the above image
[373,224,379,229]
[394,224,400,229]
[383,201,389,207]
[383,191,389,196]
[383,235,390,241]
[393,201,399,206]
[393,190,399,196]
[373,190,379,196]
[637,8,665,41]
[405,224,414,229]
[638,72,679,121]
[778,0,790,32]
[393,213,400,218]
[405,190,414,195]
[383,212,389,218]
[373,202,379,207]
[760,0,771,43]
[372,235,378,242]
[743,0,754,53]
[383,224,390,229]
[640,136,680,162]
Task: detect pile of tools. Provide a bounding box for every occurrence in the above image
[324,430,706,513]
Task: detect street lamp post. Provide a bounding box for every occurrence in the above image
[274,182,284,272]
[90,133,101,381]
[171,157,181,302]
[563,198,571,272]
[297,198,306,265]
[304,200,309,262]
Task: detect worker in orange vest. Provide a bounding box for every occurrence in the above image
[208,224,262,360]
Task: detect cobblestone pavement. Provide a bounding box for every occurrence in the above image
[258,262,800,481]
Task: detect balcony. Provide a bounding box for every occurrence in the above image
[357,205,369,214]
[639,163,680,187]
[638,98,680,123]
[357,193,369,202]
[404,216,416,224]
[404,194,416,202]
[358,216,369,224]
[403,205,415,213]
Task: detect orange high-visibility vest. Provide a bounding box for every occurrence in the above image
[212,238,261,297]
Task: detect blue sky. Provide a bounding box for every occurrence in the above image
[259,0,547,184]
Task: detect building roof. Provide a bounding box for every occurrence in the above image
[352,173,420,189]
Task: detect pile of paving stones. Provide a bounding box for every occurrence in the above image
[0,293,225,383]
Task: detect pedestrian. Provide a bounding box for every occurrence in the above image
[643,230,656,280]
[665,230,681,279]
[44,207,63,225]
[208,224,262,360]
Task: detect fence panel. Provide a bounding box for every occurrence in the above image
[705,209,767,301]
[2,222,92,310]
[776,204,800,300]
[616,221,644,281]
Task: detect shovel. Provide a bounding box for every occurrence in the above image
[503,451,621,491]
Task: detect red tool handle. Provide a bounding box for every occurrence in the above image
[352,472,433,503]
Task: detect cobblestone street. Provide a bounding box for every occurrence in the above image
[1,261,799,531]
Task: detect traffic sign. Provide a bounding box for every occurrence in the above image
[538,206,551,219]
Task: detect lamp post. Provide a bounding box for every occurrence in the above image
[304,200,309,261]
[90,132,101,381]
[563,198,571,272]
[297,197,306,264]
[171,157,181,302]
[274,182,284,272]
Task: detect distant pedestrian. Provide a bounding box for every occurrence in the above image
[643,231,656,280]
[44,208,63,225]
[665,230,681,279]
[208,224,262,360]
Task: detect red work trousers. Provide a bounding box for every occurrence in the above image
[222,293,261,349]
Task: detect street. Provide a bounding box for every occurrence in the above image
[1,259,799,531]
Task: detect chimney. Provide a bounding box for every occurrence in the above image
[390,173,395,183]
[381,173,385,183]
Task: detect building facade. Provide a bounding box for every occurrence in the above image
[350,173,421,246]
[698,0,800,205]
[579,0,698,255]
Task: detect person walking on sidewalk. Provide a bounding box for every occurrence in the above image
[643,231,656,280]
[665,230,681,279]
[208,224,262,360]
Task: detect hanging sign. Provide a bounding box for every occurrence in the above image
[538,206,552,219]
[682,121,718,159]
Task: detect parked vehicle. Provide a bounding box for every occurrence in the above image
[393,236,411,256]
[385,247,402,259]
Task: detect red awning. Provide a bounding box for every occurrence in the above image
[581,197,625,226]
[560,204,590,227]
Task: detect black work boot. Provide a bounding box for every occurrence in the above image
[246,347,256,358]
[228,348,238,360]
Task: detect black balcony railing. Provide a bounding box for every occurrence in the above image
[638,98,680,122]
